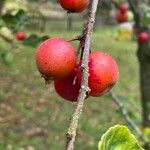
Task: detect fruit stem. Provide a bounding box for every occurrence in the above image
[65,0,99,150]
[67,35,83,42]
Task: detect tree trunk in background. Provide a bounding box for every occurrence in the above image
[127,0,150,148]
[137,28,150,150]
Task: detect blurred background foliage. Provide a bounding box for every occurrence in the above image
[0,0,147,150]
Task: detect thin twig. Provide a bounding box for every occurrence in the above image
[66,0,99,150]
[109,90,148,143]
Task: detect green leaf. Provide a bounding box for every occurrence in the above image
[14,10,29,30]
[142,12,150,27]
[0,27,14,41]
[0,19,5,27]
[1,52,13,66]
[1,9,28,31]
[23,34,49,48]
[98,125,144,150]
[144,127,150,140]
[141,3,150,27]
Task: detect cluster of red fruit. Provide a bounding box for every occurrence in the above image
[116,4,128,23]
[35,0,119,102]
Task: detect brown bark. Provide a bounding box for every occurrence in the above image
[127,1,150,149]
[137,31,150,149]
[66,0,99,150]
[138,39,150,127]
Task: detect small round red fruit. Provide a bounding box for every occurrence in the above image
[35,38,77,80]
[78,51,119,97]
[119,4,128,14]
[116,10,128,23]
[59,0,89,13]
[16,31,26,41]
[138,32,149,43]
[54,67,81,102]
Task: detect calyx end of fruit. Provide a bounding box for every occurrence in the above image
[41,74,54,84]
